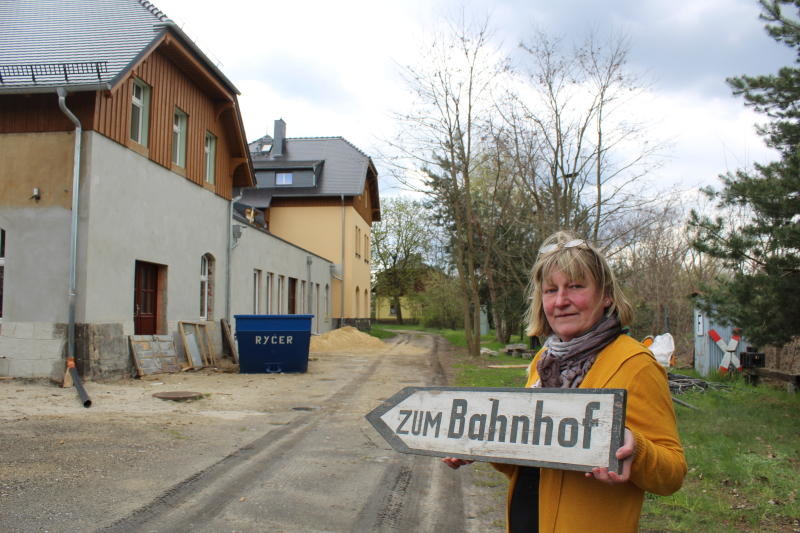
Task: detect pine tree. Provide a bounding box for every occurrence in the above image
[689,0,800,347]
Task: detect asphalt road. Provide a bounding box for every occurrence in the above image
[1,332,501,533]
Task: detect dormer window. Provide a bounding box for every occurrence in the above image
[276,172,293,185]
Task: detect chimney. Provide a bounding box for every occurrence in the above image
[272,118,286,158]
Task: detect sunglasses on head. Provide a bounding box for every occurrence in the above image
[538,239,588,255]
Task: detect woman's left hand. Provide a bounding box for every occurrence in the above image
[586,428,635,484]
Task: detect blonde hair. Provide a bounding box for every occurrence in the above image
[525,231,633,337]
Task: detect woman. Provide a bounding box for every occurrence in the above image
[444,231,687,532]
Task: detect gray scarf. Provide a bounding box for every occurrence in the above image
[536,314,622,388]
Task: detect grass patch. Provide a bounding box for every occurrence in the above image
[640,380,800,533]
[367,323,401,339]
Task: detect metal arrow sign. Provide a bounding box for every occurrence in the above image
[366,386,627,473]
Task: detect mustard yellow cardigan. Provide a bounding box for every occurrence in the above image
[493,334,687,533]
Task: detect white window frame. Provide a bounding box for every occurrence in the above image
[276,172,293,185]
[252,269,263,313]
[266,272,273,314]
[200,256,209,320]
[172,108,187,167]
[130,78,151,146]
[204,132,217,185]
[315,283,320,333]
[278,275,285,314]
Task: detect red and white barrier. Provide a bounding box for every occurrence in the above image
[708,329,741,373]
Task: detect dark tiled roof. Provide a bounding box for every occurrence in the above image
[0,0,237,95]
[250,137,375,197]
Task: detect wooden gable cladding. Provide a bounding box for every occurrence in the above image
[270,196,351,208]
[0,91,96,134]
[353,184,373,226]
[92,42,252,198]
[354,167,381,225]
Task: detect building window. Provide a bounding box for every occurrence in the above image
[325,284,330,318]
[288,277,297,314]
[172,108,187,167]
[130,78,151,146]
[355,226,361,258]
[253,269,262,313]
[278,275,285,314]
[276,172,293,185]
[200,255,211,320]
[204,132,217,185]
[364,234,369,262]
[266,272,273,313]
[355,286,361,317]
[315,283,320,332]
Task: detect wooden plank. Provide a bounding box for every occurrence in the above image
[200,323,215,366]
[178,322,204,369]
[366,386,627,473]
[129,335,181,377]
[221,318,238,364]
[183,330,204,369]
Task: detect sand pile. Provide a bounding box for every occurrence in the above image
[310,326,387,354]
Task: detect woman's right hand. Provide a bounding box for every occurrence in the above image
[442,457,474,469]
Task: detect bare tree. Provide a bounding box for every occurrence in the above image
[391,15,506,356]
[499,32,660,248]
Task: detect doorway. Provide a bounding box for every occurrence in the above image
[134,260,163,335]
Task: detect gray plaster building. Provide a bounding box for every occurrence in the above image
[0,0,333,380]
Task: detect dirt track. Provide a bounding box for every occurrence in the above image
[0,330,506,532]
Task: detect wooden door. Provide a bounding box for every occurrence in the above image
[134,261,159,334]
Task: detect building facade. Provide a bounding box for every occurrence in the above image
[0,0,335,379]
[241,120,381,329]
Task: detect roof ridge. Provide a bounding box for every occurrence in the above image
[139,0,170,22]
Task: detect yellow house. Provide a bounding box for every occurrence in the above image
[373,295,422,323]
[240,120,380,329]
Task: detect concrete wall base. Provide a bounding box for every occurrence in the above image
[0,322,67,380]
[75,323,133,379]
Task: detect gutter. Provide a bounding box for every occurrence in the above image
[306,256,313,330]
[226,194,242,324]
[340,194,345,322]
[56,87,91,408]
[0,82,109,96]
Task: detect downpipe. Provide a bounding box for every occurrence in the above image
[67,360,92,408]
[57,87,91,408]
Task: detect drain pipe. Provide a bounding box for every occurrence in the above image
[226,194,242,324]
[340,194,345,325]
[57,87,91,408]
[306,255,313,327]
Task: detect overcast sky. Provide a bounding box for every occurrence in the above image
[153,0,793,199]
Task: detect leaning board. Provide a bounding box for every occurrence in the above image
[129,335,181,377]
[366,386,627,473]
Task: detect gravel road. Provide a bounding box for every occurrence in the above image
[0,331,506,533]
